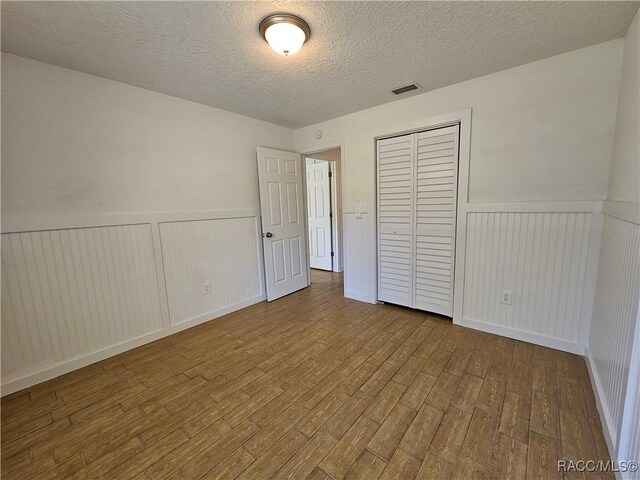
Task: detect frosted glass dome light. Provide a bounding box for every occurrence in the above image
[259,14,310,56]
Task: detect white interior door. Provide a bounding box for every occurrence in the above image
[306,160,333,271]
[257,147,309,301]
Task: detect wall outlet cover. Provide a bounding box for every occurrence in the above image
[501,290,513,305]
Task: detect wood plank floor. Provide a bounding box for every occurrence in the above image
[1,270,612,479]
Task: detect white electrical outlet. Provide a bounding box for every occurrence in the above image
[202,282,212,295]
[501,290,513,305]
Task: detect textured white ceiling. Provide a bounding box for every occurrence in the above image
[2,1,638,128]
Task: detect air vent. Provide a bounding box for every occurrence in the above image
[391,83,421,95]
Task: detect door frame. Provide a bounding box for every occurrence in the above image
[298,141,346,286]
[328,160,340,272]
[371,109,472,323]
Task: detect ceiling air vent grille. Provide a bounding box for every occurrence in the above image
[391,83,421,95]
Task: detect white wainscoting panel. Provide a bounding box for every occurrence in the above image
[344,210,375,303]
[586,210,640,468]
[1,224,163,385]
[1,211,266,395]
[462,211,595,353]
[159,217,264,326]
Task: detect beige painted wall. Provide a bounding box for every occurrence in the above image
[1,53,294,219]
[294,40,623,302]
[607,9,640,203]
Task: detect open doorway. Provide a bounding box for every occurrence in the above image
[304,148,343,273]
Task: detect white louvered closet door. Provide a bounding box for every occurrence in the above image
[414,125,458,316]
[377,124,459,317]
[377,134,414,307]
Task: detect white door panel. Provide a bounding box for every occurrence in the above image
[306,161,333,271]
[414,125,458,316]
[257,147,308,301]
[377,133,414,308]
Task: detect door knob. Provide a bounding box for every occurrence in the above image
[264,232,273,238]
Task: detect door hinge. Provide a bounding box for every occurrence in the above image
[328,171,333,178]
[329,211,333,218]
[331,251,334,257]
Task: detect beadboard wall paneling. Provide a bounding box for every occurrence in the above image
[587,209,640,467]
[159,217,264,326]
[1,211,266,395]
[1,224,163,385]
[461,210,597,354]
[343,210,373,303]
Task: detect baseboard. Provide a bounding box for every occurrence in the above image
[1,329,164,396]
[1,294,266,397]
[585,347,619,476]
[456,316,585,354]
[346,290,376,304]
[169,294,267,330]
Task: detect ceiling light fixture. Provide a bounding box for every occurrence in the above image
[259,14,310,56]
